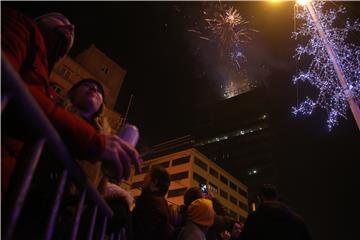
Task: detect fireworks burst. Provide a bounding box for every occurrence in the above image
[292,0,360,130]
[205,6,251,70]
[188,4,254,71]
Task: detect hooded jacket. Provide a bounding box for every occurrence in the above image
[1,8,105,192]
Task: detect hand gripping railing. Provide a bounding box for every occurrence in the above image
[1,55,113,240]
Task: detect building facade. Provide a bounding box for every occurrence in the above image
[192,87,276,212]
[122,148,249,222]
[141,87,276,212]
[50,44,126,132]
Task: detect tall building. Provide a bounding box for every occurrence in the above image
[143,87,276,211]
[122,148,249,222]
[50,44,126,131]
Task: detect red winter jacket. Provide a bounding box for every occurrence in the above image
[1,8,106,191]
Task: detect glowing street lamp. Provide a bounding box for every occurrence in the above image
[296,0,311,7]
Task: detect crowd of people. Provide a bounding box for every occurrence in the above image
[2,7,311,240]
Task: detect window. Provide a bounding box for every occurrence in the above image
[171,171,188,181]
[131,181,144,189]
[220,189,228,200]
[208,182,218,193]
[239,201,248,211]
[230,195,237,205]
[59,66,72,80]
[229,181,237,191]
[167,187,187,198]
[194,157,208,171]
[101,65,109,74]
[172,156,190,166]
[238,187,247,198]
[209,167,219,178]
[220,175,228,185]
[193,172,206,184]
[152,161,170,169]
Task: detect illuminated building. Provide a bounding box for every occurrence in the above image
[50,44,126,131]
[122,148,248,222]
[143,87,276,211]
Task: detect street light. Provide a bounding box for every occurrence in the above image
[296,0,311,6]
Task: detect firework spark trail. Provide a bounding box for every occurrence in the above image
[205,6,251,70]
[187,4,254,71]
[292,0,360,130]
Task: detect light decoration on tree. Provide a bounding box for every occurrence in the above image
[292,0,360,130]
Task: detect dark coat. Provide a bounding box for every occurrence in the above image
[240,201,311,240]
[132,190,174,240]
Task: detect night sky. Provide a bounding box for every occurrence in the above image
[3,1,360,239]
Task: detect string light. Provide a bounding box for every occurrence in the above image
[292,0,360,130]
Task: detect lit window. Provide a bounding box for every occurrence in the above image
[209,182,218,193]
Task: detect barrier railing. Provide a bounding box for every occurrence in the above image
[2,55,114,240]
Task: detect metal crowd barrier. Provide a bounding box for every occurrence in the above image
[1,55,115,240]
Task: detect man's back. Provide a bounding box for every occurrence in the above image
[132,190,173,240]
[241,201,311,240]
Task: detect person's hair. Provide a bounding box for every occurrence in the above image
[184,187,203,207]
[150,167,170,196]
[259,184,278,201]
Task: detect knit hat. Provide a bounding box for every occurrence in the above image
[187,198,215,227]
[35,12,75,58]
